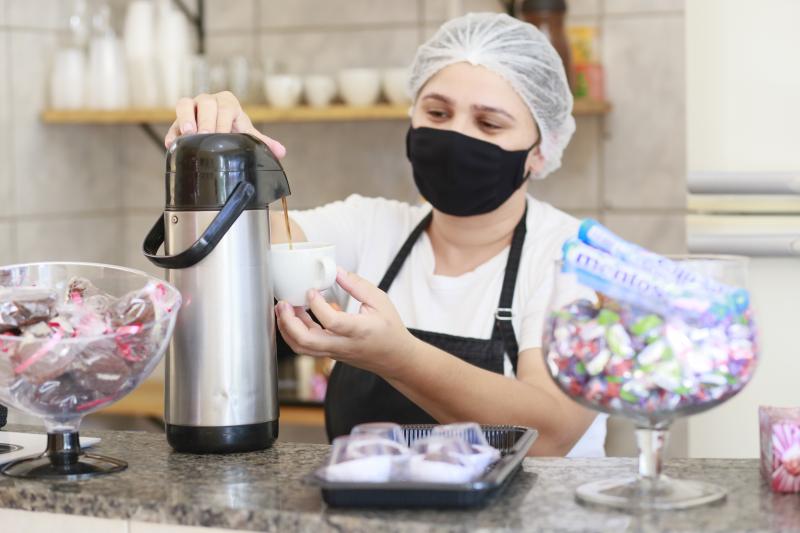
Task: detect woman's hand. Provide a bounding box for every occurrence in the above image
[163,91,286,158]
[276,268,419,378]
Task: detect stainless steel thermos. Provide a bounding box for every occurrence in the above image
[143,133,290,453]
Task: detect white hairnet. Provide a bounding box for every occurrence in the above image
[409,12,575,180]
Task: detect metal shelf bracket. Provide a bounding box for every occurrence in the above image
[171,0,205,54]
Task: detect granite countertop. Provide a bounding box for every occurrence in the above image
[0,425,798,533]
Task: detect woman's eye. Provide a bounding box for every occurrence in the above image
[479,121,501,130]
[426,109,449,119]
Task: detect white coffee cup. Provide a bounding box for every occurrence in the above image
[303,74,337,108]
[338,68,381,107]
[271,243,337,307]
[382,67,411,105]
[264,74,303,108]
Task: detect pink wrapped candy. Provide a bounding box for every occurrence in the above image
[760,406,800,493]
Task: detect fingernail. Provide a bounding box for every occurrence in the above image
[307,289,318,301]
[336,266,348,277]
[180,122,196,134]
[198,129,210,134]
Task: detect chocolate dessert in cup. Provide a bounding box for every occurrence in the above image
[0,262,181,480]
[544,250,757,510]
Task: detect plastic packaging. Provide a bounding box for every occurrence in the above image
[323,435,410,483]
[1,276,180,419]
[578,219,749,311]
[760,406,800,493]
[407,436,479,483]
[431,422,501,470]
[562,239,740,323]
[315,424,537,508]
[0,287,58,332]
[351,422,406,444]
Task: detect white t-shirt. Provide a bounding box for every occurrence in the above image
[291,194,607,457]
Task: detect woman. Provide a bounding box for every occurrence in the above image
[165,13,606,456]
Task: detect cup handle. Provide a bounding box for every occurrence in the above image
[314,256,337,291]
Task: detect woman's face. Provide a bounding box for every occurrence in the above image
[410,62,544,176]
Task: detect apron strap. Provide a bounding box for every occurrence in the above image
[491,206,527,374]
[377,206,528,373]
[378,211,433,292]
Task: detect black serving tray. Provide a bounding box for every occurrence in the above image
[312,424,538,509]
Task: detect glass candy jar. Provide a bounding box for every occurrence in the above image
[543,255,757,510]
[0,262,181,480]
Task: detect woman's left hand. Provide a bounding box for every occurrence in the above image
[276,268,418,378]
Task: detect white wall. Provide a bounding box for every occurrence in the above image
[686,0,800,457]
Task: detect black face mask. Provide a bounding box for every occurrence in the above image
[406,126,536,217]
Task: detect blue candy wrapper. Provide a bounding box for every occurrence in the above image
[562,239,741,323]
[578,219,749,313]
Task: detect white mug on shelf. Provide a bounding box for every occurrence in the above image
[86,36,129,109]
[303,74,337,108]
[50,48,86,109]
[123,0,159,107]
[271,243,337,307]
[338,68,381,107]
[382,67,411,105]
[264,74,303,109]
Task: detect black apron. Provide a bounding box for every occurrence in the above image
[324,208,527,440]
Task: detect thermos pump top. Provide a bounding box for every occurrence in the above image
[144,133,290,454]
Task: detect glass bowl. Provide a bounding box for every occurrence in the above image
[543,255,758,510]
[0,262,181,480]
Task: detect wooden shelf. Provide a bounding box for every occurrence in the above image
[98,379,325,426]
[41,99,610,125]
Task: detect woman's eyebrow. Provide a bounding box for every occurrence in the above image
[421,93,453,105]
[471,104,515,122]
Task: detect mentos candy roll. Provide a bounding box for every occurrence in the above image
[562,239,736,322]
[578,219,749,313]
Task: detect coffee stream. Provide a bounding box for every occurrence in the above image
[281,197,293,250]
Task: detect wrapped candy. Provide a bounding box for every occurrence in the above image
[1,277,178,421]
[545,222,758,424]
[407,436,480,483]
[351,422,406,443]
[431,423,501,470]
[76,339,131,396]
[760,406,800,493]
[110,283,161,327]
[317,424,504,484]
[0,287,57,332]
[323,435,410,483]
[11,321,79,384]
[66,276,115,317]
[544,297,758,420]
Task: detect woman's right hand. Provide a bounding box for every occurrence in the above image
[163,91,286,158]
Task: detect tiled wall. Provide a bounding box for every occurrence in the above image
[0,2,125,271]
[0,0,687,455]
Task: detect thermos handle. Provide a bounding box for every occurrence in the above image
[143,181,256,269]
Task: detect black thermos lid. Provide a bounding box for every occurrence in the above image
[165,133,290,210]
